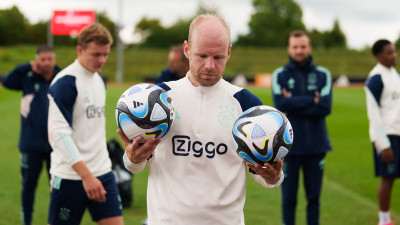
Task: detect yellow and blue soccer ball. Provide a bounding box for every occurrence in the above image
[232,105,293,165]
[115,83,174,142]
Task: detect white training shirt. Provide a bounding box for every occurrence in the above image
[365,63,400,151]
[48,60,111,179]
[124,76,283,225]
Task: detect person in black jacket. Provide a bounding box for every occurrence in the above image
[1,45,60,225]
[272,30,333,225]
[155,45,189,83]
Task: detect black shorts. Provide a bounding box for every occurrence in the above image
[48,172,122,225]
[373,135,400,178]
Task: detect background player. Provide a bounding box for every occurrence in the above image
[272,30,333,225]
[47,23,123,225]
[365,39,400,225]
[1,45,60,225]
[155,44,189,83]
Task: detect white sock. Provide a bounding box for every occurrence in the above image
[379,211,391,224]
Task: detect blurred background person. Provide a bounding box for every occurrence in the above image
[155,44,189,83]
[365,39,400,225]
[1,45,60,225]
[47,23,123,225]
[272,30,333,225]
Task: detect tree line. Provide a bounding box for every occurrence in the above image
[0,6,116,46]
[1,1,400,49]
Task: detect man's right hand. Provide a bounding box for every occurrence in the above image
[381,147,395,163]
[282,88,292,98]
[30,60,41,74]
[82,175,107,203]
[314,91,320,104]
[72,161,107,203]
[117,129,161,164]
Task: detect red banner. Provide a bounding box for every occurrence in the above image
[51,10,96,36]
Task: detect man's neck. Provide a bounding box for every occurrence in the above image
[380,62,393,69]
[42,71,54,81]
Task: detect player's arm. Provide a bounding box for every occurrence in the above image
[247,160,284,188]
[274,91,316,113]
[293,90,331,117]
[72,161,106,202]
[272,68,315,113]
[365,74,393,162]
[273,68,332,116]
[232,88,284,188]
[1,64,29,90]
[117,129,160,174]
[48,76,107,202]
[291,67,333,117]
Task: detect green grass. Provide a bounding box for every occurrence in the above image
[1,85,400,225]
[1,45,396,82]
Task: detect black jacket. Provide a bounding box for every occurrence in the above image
[272,56,332,155]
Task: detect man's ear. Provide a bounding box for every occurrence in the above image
[76,45,83,56]
[227,44,232,59]
[183,41,190,59]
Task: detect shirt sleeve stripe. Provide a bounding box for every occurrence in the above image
[316,66,332,97]
[272,67,284,95]
[60,133,80,160]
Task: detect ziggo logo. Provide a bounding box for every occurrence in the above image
[172,135,228,158]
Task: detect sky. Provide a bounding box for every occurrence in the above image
[1,0,400,49]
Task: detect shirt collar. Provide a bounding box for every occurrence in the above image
[184,72,224,97]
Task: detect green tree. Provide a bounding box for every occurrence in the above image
[235,0,305,47]
[394,33,400,50]
[0,6,29,45]
[133,3,218,47]
[136,18,190,47]
[98,11,117,46]
[25,21,48,45]
[323,19,346,48]
[308,29,325,48]
[133,17,164,46]
[0,6,117,46]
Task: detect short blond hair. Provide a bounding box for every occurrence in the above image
[188,14,231,46]
[77,23,113,49]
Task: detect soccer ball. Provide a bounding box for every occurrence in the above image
[115,83,174,142]
[232,105,293,165]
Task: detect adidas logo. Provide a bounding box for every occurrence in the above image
[133,101,144,108]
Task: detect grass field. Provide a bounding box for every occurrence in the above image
[1,85,400,225]
[0,45,392,82]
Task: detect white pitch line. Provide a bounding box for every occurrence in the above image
[324,177,376,209]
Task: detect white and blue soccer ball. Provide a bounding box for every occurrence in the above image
[232,105,293,165]
[115,83,174,142]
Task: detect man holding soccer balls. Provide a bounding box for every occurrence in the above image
[117,14,283,225]
[365,39,400,225]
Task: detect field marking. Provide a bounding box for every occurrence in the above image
[324,177,376,209]
[324,177,400,221]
